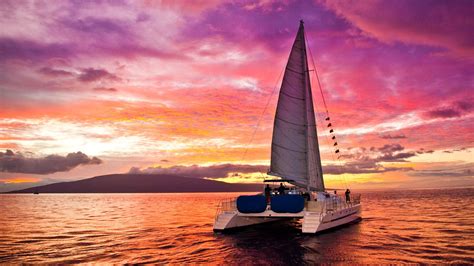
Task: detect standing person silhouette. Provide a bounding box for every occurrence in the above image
[345,189,351,203]
[264,184,271,203]
[278,183,285,195]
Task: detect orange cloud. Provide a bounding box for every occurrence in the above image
[0,177,41,184]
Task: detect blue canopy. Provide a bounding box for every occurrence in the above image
[236,195,267,213]
[271,195,305,213]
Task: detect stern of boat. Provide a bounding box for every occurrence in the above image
[213,198,282,231]
[302,194,362,234]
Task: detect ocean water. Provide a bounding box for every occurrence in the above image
[0,189,473,264]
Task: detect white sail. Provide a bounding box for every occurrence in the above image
[269,21,325,191]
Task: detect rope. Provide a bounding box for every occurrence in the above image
[306,41,329,117]
[305,33,350,190]
[240,66,285,180]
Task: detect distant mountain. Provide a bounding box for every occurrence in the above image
[7,174,262,193]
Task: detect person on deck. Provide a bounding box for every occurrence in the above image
[303,192,310,201]
[265,184,271,203]
[345,189,351,203]
[278,183,286,195]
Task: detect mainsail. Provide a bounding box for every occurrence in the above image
[269,21,325,191]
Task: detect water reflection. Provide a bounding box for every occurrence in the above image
[0,189,473,264]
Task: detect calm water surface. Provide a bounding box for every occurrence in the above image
[1,189,473,264]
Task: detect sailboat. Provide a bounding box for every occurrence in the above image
[213,21,361,234]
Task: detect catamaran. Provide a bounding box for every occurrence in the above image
[213,21,361,234]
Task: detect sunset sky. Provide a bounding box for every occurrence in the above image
[0,0,473,192]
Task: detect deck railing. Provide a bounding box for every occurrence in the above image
[214,198,237,222]
[324,194,361,212]
[306,194,362,221]
[214,194,361,221]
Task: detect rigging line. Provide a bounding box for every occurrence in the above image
[241,65,285,179]
[305,33,350,190]
[312,88,343,189]
[307,54,348,190]
[305,35,329,116]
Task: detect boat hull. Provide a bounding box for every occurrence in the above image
[302,204,361,233]
[213,211,283,231]
[213,204,361,233]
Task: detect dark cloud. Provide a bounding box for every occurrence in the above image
[424,107,461,118]
[78,68,120,82]
[377,152,416,162]
[456,99,473,111]
[129,164,268,178]
[38,67,73,77]
[423,98,474,119]
[93,87,117,92]
[343,143,421,168]
[442,147,470,154]
[0,38,74,62]
[372,144,404,153]
[0,150,102,174]
[416,148,434,154]
[130,159,414,178]
[380,134,406,139]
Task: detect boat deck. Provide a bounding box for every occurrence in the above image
[215,194,361,219]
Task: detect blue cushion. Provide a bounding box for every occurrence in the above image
[271,195,305,213]
[237,195,267,213]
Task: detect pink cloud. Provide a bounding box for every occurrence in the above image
[322,0,474,56]
[0,0,472,189]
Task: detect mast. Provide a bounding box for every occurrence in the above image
[269,20,325,191]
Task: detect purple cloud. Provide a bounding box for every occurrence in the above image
[93,87,117,92]
[129,163,268,178]
[130,159,415,178]
[0,38,74,62]
[423,98,474,119]
[380,134,407,139]
[78,68,119,82]
[416,148,434,154]
[61,17,129,36]
[425,107,462,118]
[456,99,473,111]
[322,0,474,55]
[373,144,405,154]
[38,67,73,77]
[181,1,350,52]
[377,152,416,162]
